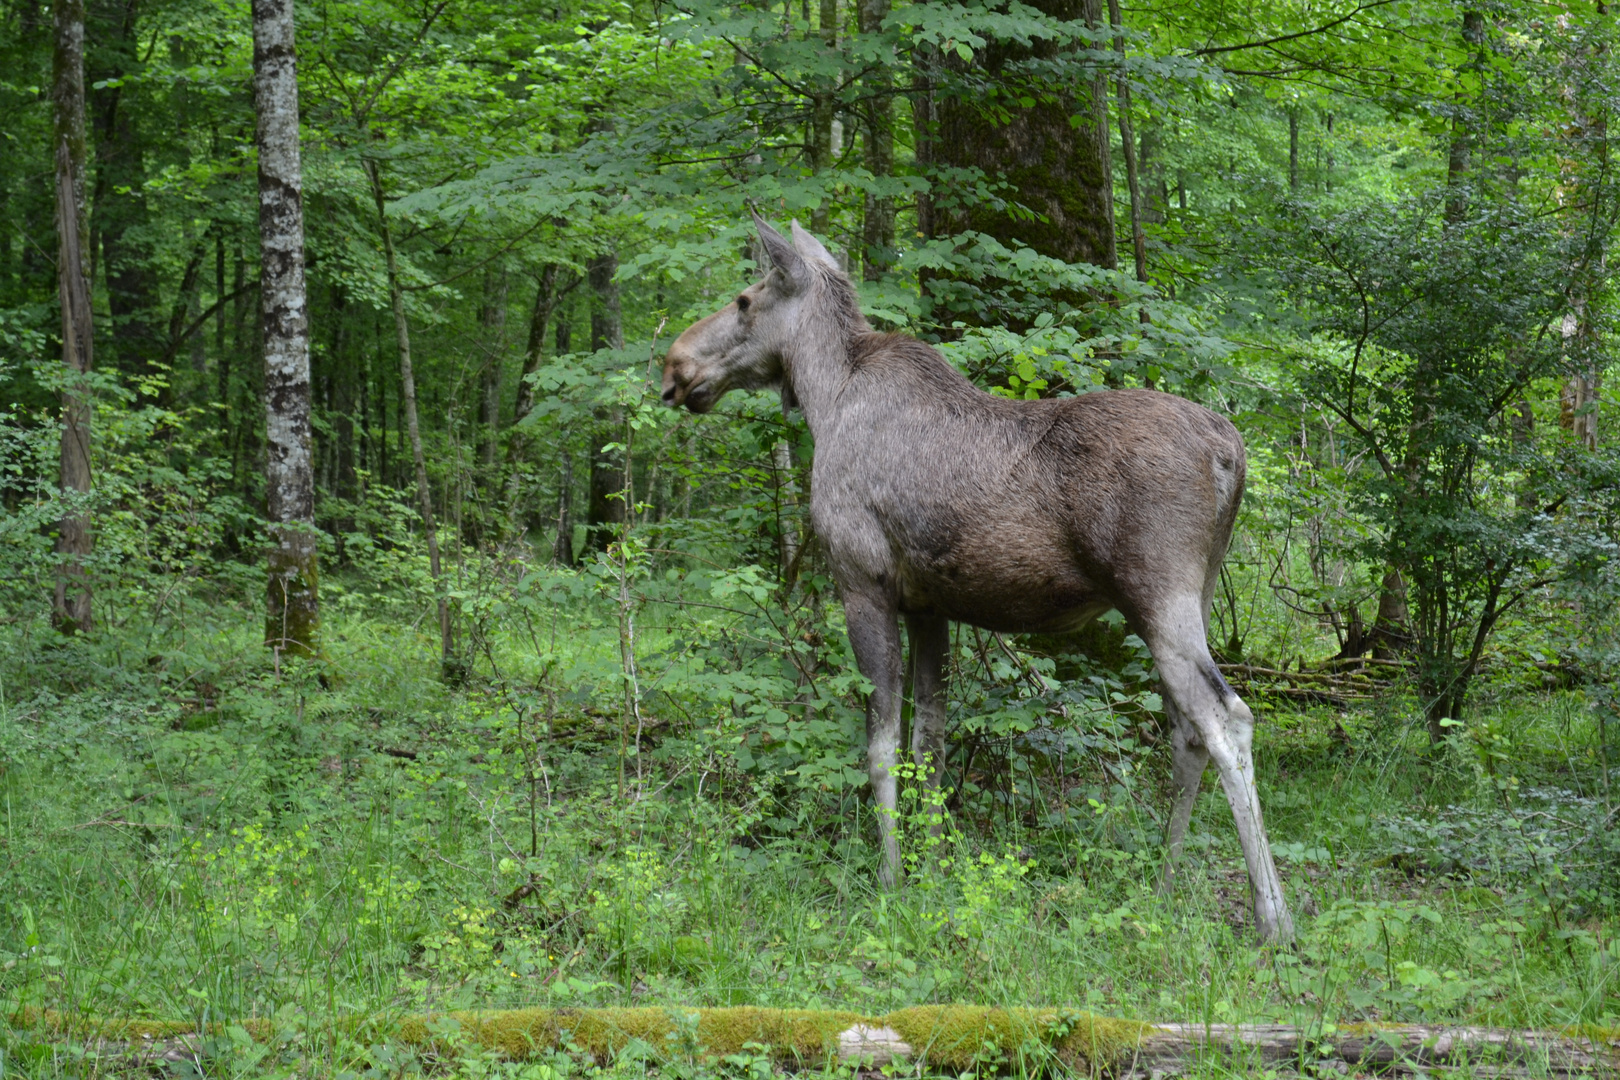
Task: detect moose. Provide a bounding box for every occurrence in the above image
[661,214,1294,942]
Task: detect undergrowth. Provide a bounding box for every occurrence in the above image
[0,564,1616,1078]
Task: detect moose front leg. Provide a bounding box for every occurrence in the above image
[844,589,905,886]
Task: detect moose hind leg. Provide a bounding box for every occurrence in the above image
[906,612,950,835]
[844,588,906,886]
[1147,600,1294,943]
[1158,703,1209,896]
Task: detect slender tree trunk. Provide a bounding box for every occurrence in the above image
[1107,0,1147,289]
[184,222,206,372]
[252,0,319,656]
[1288,110,1299,192]
[511,263,560,427]
[911,40,938,246]
[89,0,161,381]
[214,226,226,362]
[773,439,800,583]
[584,250,625,557]
[553,451,575,566]
[858,0,894,281]
[809,0,841,234]
[367,158,451,666]
[506,263,561,536]
[477,262,508,472]
[1557,4,1606,452]
[51,0,94,633]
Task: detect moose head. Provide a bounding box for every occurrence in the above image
[660,212,845,414]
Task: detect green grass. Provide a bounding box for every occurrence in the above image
[0,585,1616,1079]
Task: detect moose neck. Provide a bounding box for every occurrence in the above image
[782,273,868,431]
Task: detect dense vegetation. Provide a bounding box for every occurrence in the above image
[1,0,1619,1072]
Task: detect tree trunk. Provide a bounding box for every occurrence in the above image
[51,0,94,634]
[1288,110,1299,192]
[253,0,319,657]
[1371,567,1410,660]
[214,227,226,365]
[184,228,206,373]
[584,250,625,557]
[367,158,451,667]
[773,439,800,584]
[511,263,560,426]
[930,0,1116,269]
[477,262,508,472]
[1557,2,1605,453]
[809,0,840,235]
[89,0,161,381]
[1107,0,1146,288]
[506,263,567,540]
[858,0,894,281]
[553,450,575,566]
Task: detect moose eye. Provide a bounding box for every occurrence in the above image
[736,294,750,313]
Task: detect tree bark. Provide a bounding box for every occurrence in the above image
[773,439,800,584]
[858,0,894,280]
[506,263,566,542]
[51,0,94,634]
[1288,110,1299,192]
[89,0,161,381]
[1106,0,1146,287]
[511,263,560,426]
[1557,4,1605,452]
[477,262,508,472]
[367,158,451,667]
[1371,565,1410,661]
[930,0,1116,269]
[553,451,575,566]
[584,250,625,557]
[253,0,319,657]
[809,0,840,234]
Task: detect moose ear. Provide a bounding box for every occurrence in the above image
[753,211,807,286]
[790,221,840,271]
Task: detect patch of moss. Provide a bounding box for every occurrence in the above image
[7,1008,273,1043]
[11,1005,1154,1070]
[402,1007,869,1063]
[885,1006,1153,1072]
[1562,1023,1620,1050]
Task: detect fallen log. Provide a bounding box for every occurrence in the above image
[1121,1023,1620,1079]
[7,1007,1617,1076]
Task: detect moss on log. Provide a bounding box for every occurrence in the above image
[8,1006,1616,1077]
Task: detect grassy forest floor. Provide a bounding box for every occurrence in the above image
[0,576,1617,1079]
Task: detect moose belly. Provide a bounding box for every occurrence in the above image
[896,556,1106,634]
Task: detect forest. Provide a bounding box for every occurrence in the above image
[1,0,1619,1071]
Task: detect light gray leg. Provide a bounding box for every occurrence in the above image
[843,588,905,886]
[1158,703,1209,895]
[906,613,950,834]
[1147,597,1294,943]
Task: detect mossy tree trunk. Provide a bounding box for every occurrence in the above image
[51,0,94,634]
[253,0,319,657]
[930,0,1116,271]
